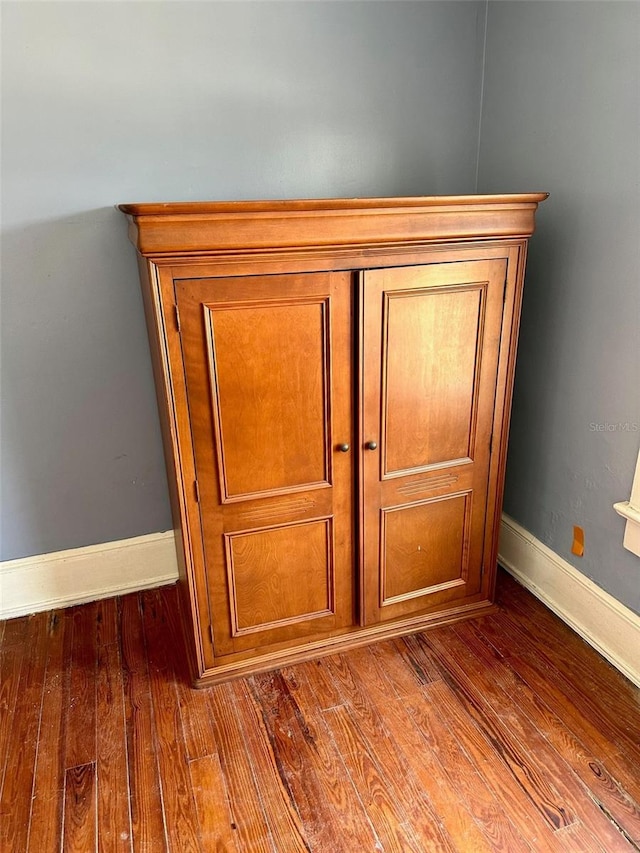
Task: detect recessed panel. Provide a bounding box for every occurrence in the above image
[226,519,334,635]
[381,493,470,605]
[384,286,485,474]
[207,299,329,499]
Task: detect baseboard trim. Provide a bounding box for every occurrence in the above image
[498,513,640,688]
[3,520,638,688]
[0,532,180,619]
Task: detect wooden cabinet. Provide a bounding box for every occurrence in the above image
[120,195,547,684]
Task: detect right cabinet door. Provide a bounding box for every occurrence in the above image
[361,258,507,625]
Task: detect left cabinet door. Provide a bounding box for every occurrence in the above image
[176,272,355,658]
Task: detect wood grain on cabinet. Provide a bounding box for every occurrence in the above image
[175,272,354,656]
[360,258,506,624]
[119,195,547,684]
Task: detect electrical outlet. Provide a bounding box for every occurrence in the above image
[572,525,584,557]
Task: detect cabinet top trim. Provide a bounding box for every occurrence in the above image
[119,193,549,258]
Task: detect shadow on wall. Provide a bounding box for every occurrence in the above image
[503,210,566,532]
[1,208,172,562]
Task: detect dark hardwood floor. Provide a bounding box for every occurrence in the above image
[1,569,639,852]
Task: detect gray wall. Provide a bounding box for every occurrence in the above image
[5,1,638,618]
[1,1,486,561]
[478,1,640,613]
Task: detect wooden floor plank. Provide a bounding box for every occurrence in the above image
[455,618,640,846]
[305,650,457,850]
[553,821,608,853]
[317,652,465,852]
[370,638,436,697]
[426,624,636,850]
[408,632,578,832]
[497,574,640,760]
[65,603,98,771]
[477,607,640,804]
[397,632,444,684]
[0,611,49,852]
[0,574,638,852]
[161,593,219,765]
[277,664,384,852]
[27,610,73,852]
[141,590,200,853]
[96,597,120,648]
[323,702,429,853]
[345,644,502,853]
[0,646,25,798]
[177,678,219,763]
[96,641,133,853]
[189,755,239,853]
[207,683,276,853]
[429,678,571,851]
[1,613,32,648]
[247,669,364,852]
[499,572,635,703]
[63,762,97,853]
[368,641,544,852]
[119,593,166,852]
[294,653,350,711]
[231,677,311,853]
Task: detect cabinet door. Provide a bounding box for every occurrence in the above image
[361,259,507,625]
[176,272,354,657]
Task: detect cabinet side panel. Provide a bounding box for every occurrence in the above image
[135,256,207,679]
[482,242,530,598]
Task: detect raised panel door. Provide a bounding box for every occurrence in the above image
[361,259,507,624]
[176,272,354,656]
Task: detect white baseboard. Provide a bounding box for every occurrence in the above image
[498,514,640,688]
[3,520,638,689]
[0,532,180,620]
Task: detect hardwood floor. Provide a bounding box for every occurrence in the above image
[1,569,639,852]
